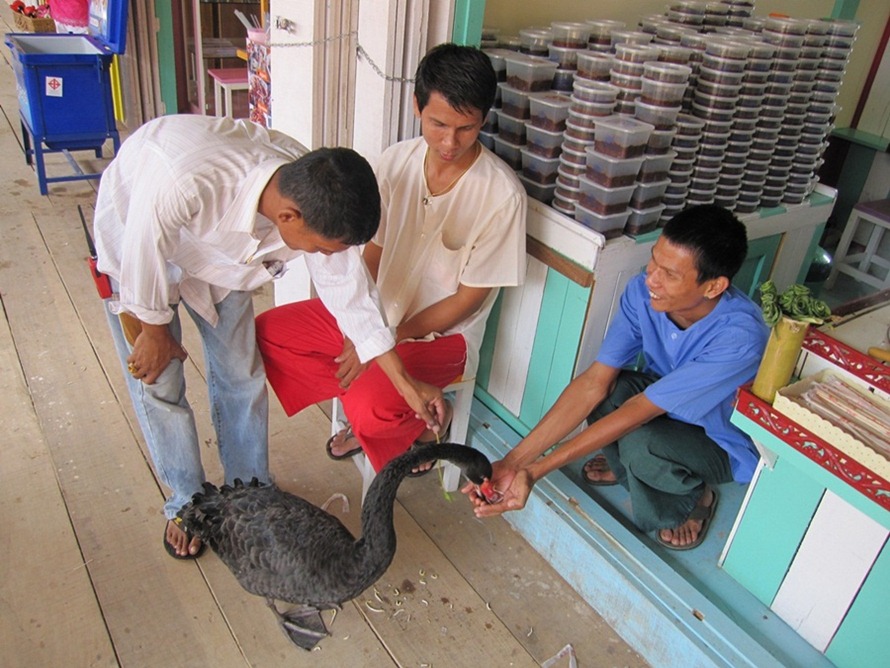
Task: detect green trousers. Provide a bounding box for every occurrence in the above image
[588,370,733,532]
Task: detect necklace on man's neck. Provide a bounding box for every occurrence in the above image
[422,142,480,206]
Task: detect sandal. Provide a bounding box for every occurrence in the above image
[407,424,452,478]
[581,454,618,487]
[656,487,719,551]
[325,425,363,460]
[164,517,205,560]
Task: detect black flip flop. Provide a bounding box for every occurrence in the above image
[164,518,206,560]
[656,487,719,551]
[581,454,618,487]
[325,426,363,460]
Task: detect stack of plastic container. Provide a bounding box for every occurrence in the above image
[735,39,776,213]
[611,43,660,114]
[720,1,756,28]
[667,2,706,29]
[492,53,558,171]
[575,115,654,237]
[663,113,705,221]
[708,38,756,210]
[520,92,572,203]
[687,36,747,206]
[553,79,619,216]
[549,22,591,92]
[786,17,857,204]
[758,16,802,207]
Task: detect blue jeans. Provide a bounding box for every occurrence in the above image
[106,290,269,519]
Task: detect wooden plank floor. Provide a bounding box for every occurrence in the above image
[0,21,647,667]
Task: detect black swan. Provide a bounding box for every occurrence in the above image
[177,442,497,650]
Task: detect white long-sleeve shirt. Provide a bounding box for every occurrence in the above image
[94,115,394,362]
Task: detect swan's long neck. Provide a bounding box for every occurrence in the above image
[352,444,479,584]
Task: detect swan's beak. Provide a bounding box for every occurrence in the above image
[475,479,503,504]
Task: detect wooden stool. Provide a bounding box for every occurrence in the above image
[826,199,890,291]
[330,376,476,503]
[207,68,249,118]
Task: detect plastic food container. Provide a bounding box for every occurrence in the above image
[518,172,557,203]
[643,62,691,83]
[633,99,681,130]
[641,79,687,106]
[615,43,659,64]
[552,196,576,217]
[484,48,516,82]
[548,44,580,70]
[702,52,746,73]
[478,130,496,151]
[518,28,552,57]
[675,113,704,135]
[625,203,666,236]
[576,52,614,80]
[572,79,620,104]
[505,54,558,92]
[584,149,644,187]
[611,30,654,47]
[561,143,589,167]
[593,115,654,158]
[554,174,582,203]
[612,59,646,77]
[573,202,632,239]
[610,70,643,91]
[630,178,670,209]
[492,134,524,170]
[646,128,676,154]
[578,175,636,214]
[521,148,561,184]
[528,92,570,131]
[566,108,598,130]
[498,83,531,120]
[586,19,627,47]
[495,110,528,144]
[656,45,695,64]
[569,96,617,118]
[639,150,676,182]
[551,21,591,48]
[525,123,564,158]
[698,66,744,86]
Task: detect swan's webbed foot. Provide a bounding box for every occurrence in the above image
[266,599,329,650]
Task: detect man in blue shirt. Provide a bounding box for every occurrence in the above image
[464,205,769,550]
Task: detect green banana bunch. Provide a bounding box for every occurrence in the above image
[758,280,832,327]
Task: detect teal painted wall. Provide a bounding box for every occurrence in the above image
[826,538,890,667]
[155,3,177,115]
[452,0,486,46]
[722,456,823,606]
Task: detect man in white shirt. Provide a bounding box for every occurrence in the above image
[257,44,526,474]
[94,115,444,559]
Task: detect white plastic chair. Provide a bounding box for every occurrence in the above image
[330,376,475,502]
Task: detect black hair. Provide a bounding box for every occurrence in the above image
[414,43,497,119]
[277,147,380,245]
[661,205,748,283]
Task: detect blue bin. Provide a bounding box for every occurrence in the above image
[4,0,129,193]
[6,34,116,144]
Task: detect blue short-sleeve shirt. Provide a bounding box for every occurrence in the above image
[596,273,769,482]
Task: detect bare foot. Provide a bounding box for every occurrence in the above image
[582,454,617,485]
[166,519,202,557]
[411,401,453,474]
[658,487,716,549]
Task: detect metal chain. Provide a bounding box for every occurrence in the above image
[265,30,415,84]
